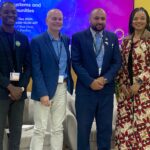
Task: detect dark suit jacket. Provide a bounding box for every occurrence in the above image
[0,27,31,100]
[71,28,122,95]
[31,32,73,101]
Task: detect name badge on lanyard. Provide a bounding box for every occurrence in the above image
[58,75,64,83]
[10,72,20,81]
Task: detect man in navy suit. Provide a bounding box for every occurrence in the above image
[30,9,73,150]
[71,8,121,150]
[0,2,31,150]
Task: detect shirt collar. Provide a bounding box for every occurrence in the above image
[47,30,62,41]
[90,28,103,39]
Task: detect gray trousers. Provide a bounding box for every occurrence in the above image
[0,99,24,150]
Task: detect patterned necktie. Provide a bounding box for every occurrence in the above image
[95,33,102,55]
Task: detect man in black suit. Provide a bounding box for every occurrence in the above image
[0,2,31,150]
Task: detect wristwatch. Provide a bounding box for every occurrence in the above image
[21,87,25,92]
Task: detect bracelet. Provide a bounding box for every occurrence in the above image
[136,78,143,85]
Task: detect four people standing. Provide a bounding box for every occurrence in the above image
[0,1,149,150]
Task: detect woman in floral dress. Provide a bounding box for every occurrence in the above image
[115,7,150,150]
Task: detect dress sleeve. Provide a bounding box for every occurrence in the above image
[116,39,129,86]
[138,39,150,83]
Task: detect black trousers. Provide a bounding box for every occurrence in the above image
[0,99,24,150]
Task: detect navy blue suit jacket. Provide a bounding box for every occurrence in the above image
[71,28,122,95]
[31,32,73,101]
[0,27,31,100]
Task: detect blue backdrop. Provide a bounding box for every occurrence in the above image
[0,0,134,41]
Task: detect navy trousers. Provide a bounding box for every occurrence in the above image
[76,92,113,150]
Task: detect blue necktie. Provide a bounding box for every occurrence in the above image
[95,33,102,55]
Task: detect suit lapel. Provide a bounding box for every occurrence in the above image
[61,36,70,61]
[101,31,109,72]
[102,30,109,51]
[43,32,59,64]
[15,32,21,71]
[0,28,14,70]
[85,29,98,67]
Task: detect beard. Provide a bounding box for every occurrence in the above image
[91,23,105,32]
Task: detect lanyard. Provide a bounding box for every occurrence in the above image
[49,32,64,63]
[56,40,63,63]
[55,40,63,62]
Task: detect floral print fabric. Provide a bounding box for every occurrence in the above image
[115,30,150,150]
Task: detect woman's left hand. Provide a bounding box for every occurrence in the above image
[130,83,141,95]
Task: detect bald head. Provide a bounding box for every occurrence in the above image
[47,9,63,18]
[46,9,63,33]
[90,8,106,32]
[90,8,106,18]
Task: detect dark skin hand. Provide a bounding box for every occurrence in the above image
[7,84,23,101]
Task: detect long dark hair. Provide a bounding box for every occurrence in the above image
[128,7,150,34]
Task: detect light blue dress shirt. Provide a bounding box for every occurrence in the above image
[48,31,68,78]
[90,28,105,75]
